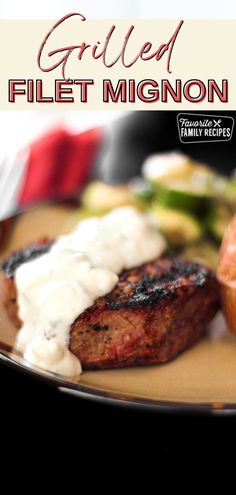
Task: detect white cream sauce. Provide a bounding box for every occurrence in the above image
[15,207,166,377]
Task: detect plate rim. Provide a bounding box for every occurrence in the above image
[1,349,235,415]
[1,203,235,416]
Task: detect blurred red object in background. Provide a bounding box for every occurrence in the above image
[18,126,103,207]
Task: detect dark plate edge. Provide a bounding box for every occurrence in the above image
[0,350,235,415]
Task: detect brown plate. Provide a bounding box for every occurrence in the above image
[1,204,236,414]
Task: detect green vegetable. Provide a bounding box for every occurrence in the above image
[222,179,236,210]
[129,179,157,204]
[182,240,219,271]
[155,183,210,214]
[147,164,219,213]
[148,206,202,246]
[206,204,233,241]
[81,181,136,210]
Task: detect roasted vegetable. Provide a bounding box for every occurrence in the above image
[183,240,219,271]
[142,151,212,184]
[154,182,210,214]
[142,152,220,213]
[206,204,233,242]
[222,179,236,209]
[129,178,157,204]
[81,181,136,210]
[148,206,202,246]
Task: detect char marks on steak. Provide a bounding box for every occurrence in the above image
[70,257,219,369]
[1,240,52,279]
[2,244,220,370]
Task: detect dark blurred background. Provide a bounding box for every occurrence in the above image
[98,111,236,182]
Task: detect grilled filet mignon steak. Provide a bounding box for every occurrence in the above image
[2,243,219,370]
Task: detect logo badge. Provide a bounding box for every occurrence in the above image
[177,113,234,143]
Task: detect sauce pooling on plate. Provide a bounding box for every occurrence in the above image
[15,207,166,377]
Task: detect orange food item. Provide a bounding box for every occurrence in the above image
[217,215,236,334]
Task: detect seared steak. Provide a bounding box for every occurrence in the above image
[2,244,219,370]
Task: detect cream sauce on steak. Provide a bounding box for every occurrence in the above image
[15,207,166,377]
